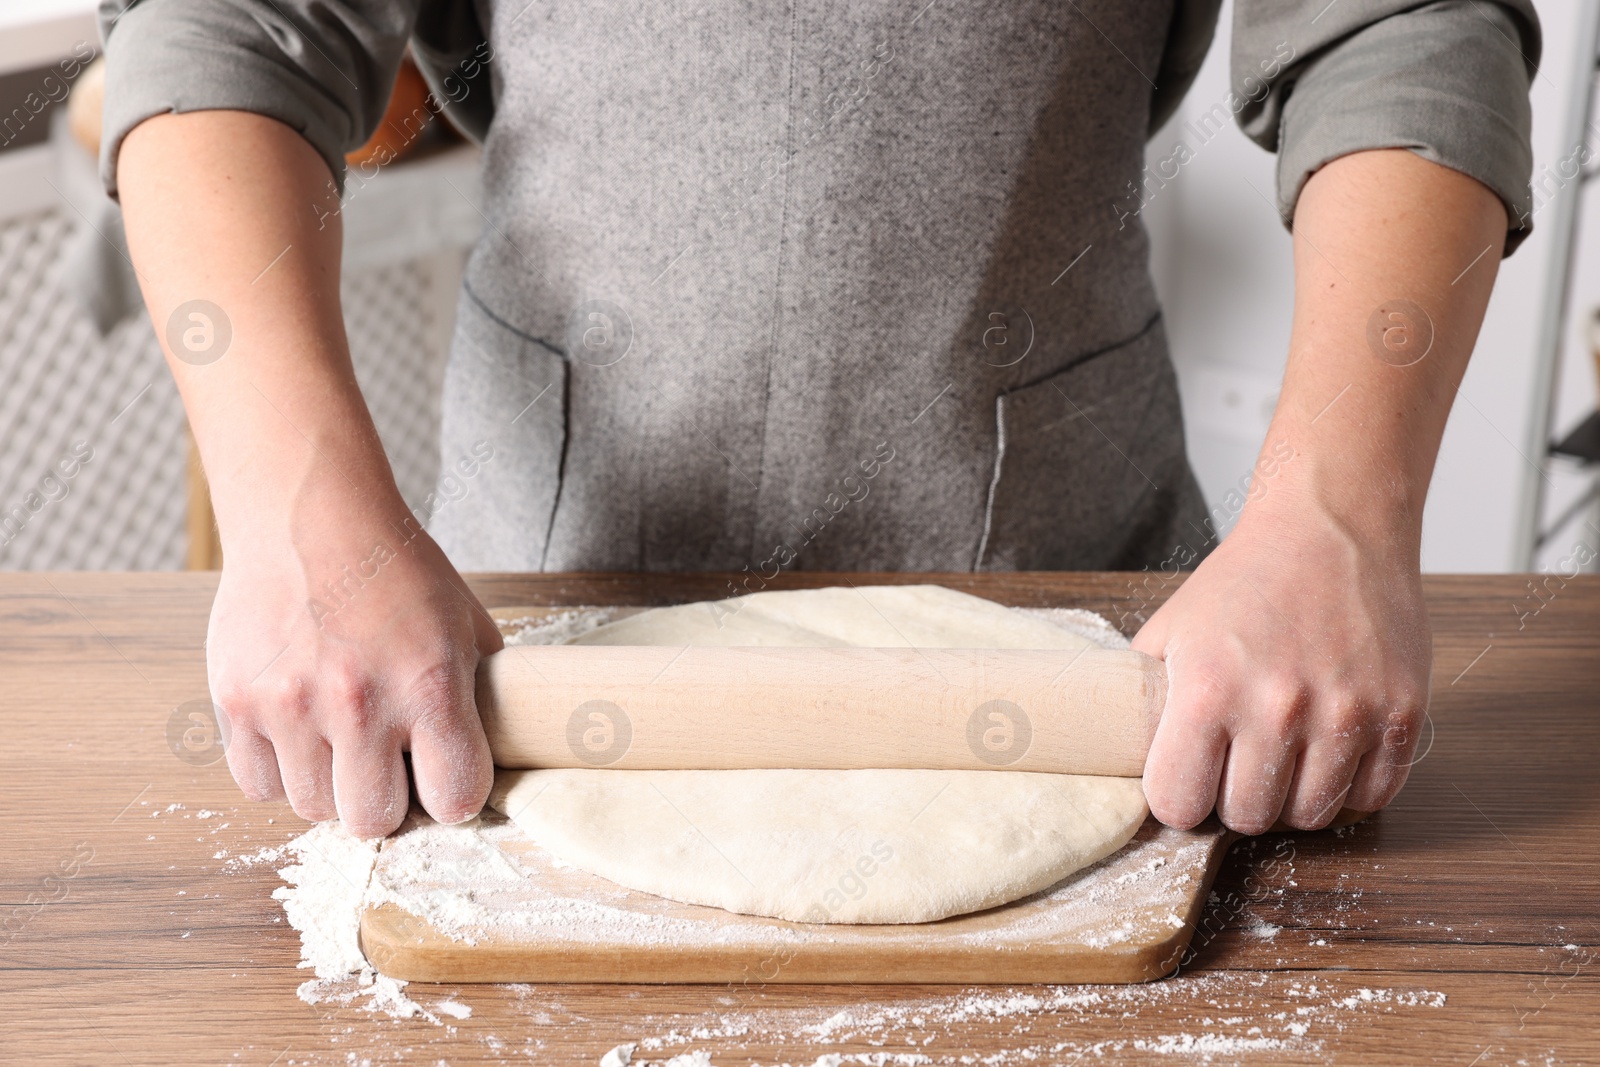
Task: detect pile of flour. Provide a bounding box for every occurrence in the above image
[254,823,419,1019]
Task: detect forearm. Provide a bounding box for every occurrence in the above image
[1244,148,1508,550]
[117,110,406,560]
[119,110,496,834]
[1137,149,1509,831]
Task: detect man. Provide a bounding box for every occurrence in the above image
[100,0,1538,839]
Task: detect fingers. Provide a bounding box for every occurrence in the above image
[332,726,409,838]
[221,717,286,802]
[1346,713,1420,811]
[1209,703,1418,832]
[1215,735,1298,836]
[1144,621,1427,834]
[216,655,491,833]
[269,727,337,822]
[1279,742,1359,830]
[405,667,494,825]
[399,589,498,826]
[1142,676,1229,830]
[1146,666,1362,834]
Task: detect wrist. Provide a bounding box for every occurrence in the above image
[1235,433,1423,561]
[207,434,412,565]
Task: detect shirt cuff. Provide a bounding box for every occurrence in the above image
[1273,2,1537,255]
[97,0,411,201]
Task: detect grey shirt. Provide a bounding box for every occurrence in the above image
[97,0,1540,240]
[96,0,1539,575]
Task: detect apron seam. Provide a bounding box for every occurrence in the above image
[974,393,1008,571]
[1004,308,1164,395]
[461,276,567,360]
[538,360,573,572]
[745,0,800,558]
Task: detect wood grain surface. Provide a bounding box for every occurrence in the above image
[1,571,1597,1065]
[479,643,1165,776]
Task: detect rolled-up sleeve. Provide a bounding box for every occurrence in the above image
[97,0,420,200]
[1232,0,1540,255]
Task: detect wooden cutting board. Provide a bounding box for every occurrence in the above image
[361,604,1243,984]
[361,812,1233,985]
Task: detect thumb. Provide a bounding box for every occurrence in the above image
[1129,599,1171,660]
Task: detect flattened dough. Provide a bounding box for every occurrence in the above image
[491,766,1146,924]
[489,585,1149,924]
[569,583,1106,650]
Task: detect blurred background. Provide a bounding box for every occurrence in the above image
[0,0,1595,574]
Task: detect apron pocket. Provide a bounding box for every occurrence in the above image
[976,315,1197,571]
[429,282,569,571]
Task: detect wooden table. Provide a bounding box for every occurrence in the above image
[2,572,1596,1065]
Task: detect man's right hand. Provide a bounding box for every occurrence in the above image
[208,501,503,838]
[116,108,500,837]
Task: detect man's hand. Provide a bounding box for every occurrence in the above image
[208,500,502,838]
[1133,487,1431,833]
[1131,148,1508,832]
[118,110,501,836]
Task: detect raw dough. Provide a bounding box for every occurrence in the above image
[488,585,1149,924]
[567,583,1106,650]
[491,766,1146,924]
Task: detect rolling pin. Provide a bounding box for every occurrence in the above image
[477,645,1165,777]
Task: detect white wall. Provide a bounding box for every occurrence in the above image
[1146,0,1600,573]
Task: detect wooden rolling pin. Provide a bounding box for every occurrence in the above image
[478,645,1165,777]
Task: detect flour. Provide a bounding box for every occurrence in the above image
[436,998,473,1019]
[502,606,622,646]
[1134,1032,1298,1055]
[1017,605,1133,650]
[243,820,451,1021]
[800,988,1106,1043]
[369,812,781,947]
[618,973,1448,1065]
[751,1058,926,1067]
[269,821,376,983]
[239,813,1451,1062]
[1245,917,1283,939]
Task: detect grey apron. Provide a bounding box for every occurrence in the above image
[429,0,1207,574]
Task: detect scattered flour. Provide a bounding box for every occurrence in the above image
[619,974,1448,1065]
[268,821,377,988]
[436,998,473,1020]
[246,821,453,1022]
[501,606,621,645]
[1134,1032,1296,1056]
[1245,917,1283,940]
[232,807,1453,1062]
[1018,606,1132,650]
